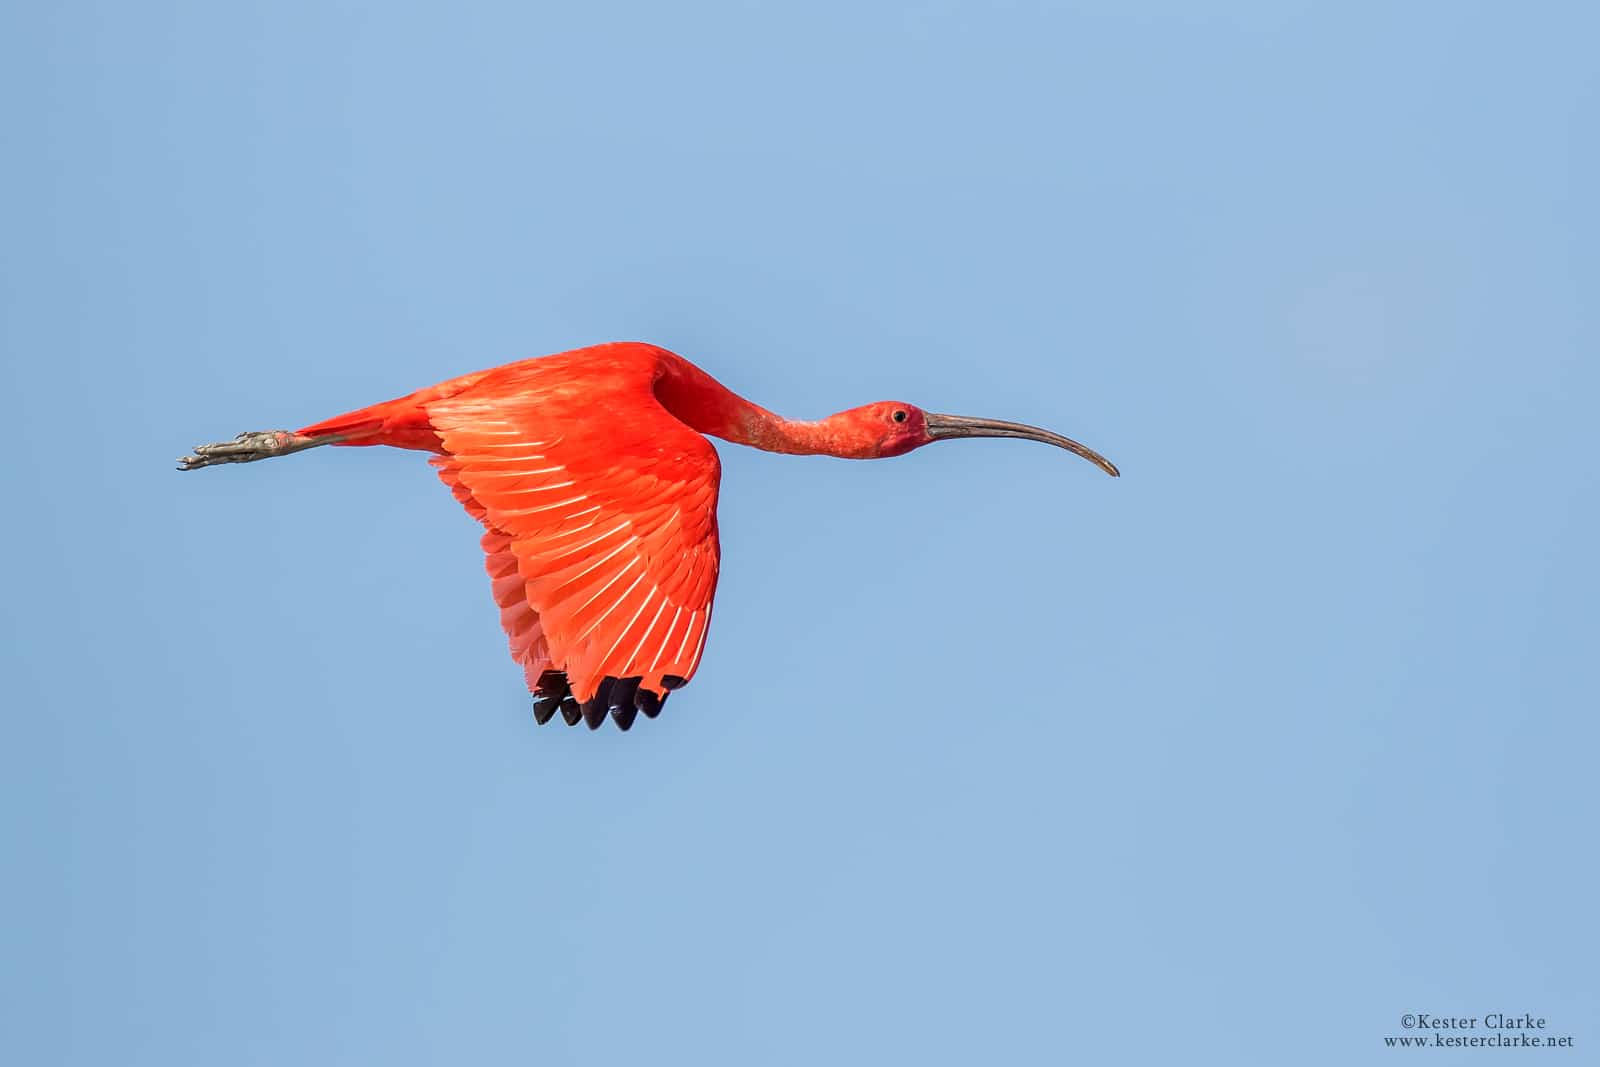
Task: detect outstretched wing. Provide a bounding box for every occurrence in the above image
[426,359,721,730]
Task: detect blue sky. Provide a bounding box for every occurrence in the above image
[4,1,1596,1063]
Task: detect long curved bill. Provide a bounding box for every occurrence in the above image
[924,413,1120,477]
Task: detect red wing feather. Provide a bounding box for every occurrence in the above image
[432,459,556,694]
[425,351,721,703]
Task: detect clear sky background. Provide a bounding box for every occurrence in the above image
[3,2,1596,1064]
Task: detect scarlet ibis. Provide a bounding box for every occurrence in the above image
[180,342,1117,730]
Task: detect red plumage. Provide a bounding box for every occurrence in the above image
[182,341,1118,730]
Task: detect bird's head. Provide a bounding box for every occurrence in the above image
[824,401,1120,475]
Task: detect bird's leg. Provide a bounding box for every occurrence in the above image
[177,430,338,471]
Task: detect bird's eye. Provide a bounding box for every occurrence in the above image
[892,409,908,423]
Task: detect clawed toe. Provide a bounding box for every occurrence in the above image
[177,430,313,470]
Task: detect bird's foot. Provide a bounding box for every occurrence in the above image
[177,430,320,471]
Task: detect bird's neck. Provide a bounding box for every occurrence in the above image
[654,354,842,456]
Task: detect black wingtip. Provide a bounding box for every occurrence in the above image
[532,696,561,725]
[636,688,662,719]
[529,670,683,731]
[580,677,613,730]
[533,670,572,727]
[602,677,643,731]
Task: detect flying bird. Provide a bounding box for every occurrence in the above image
[179,342,1117,730]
